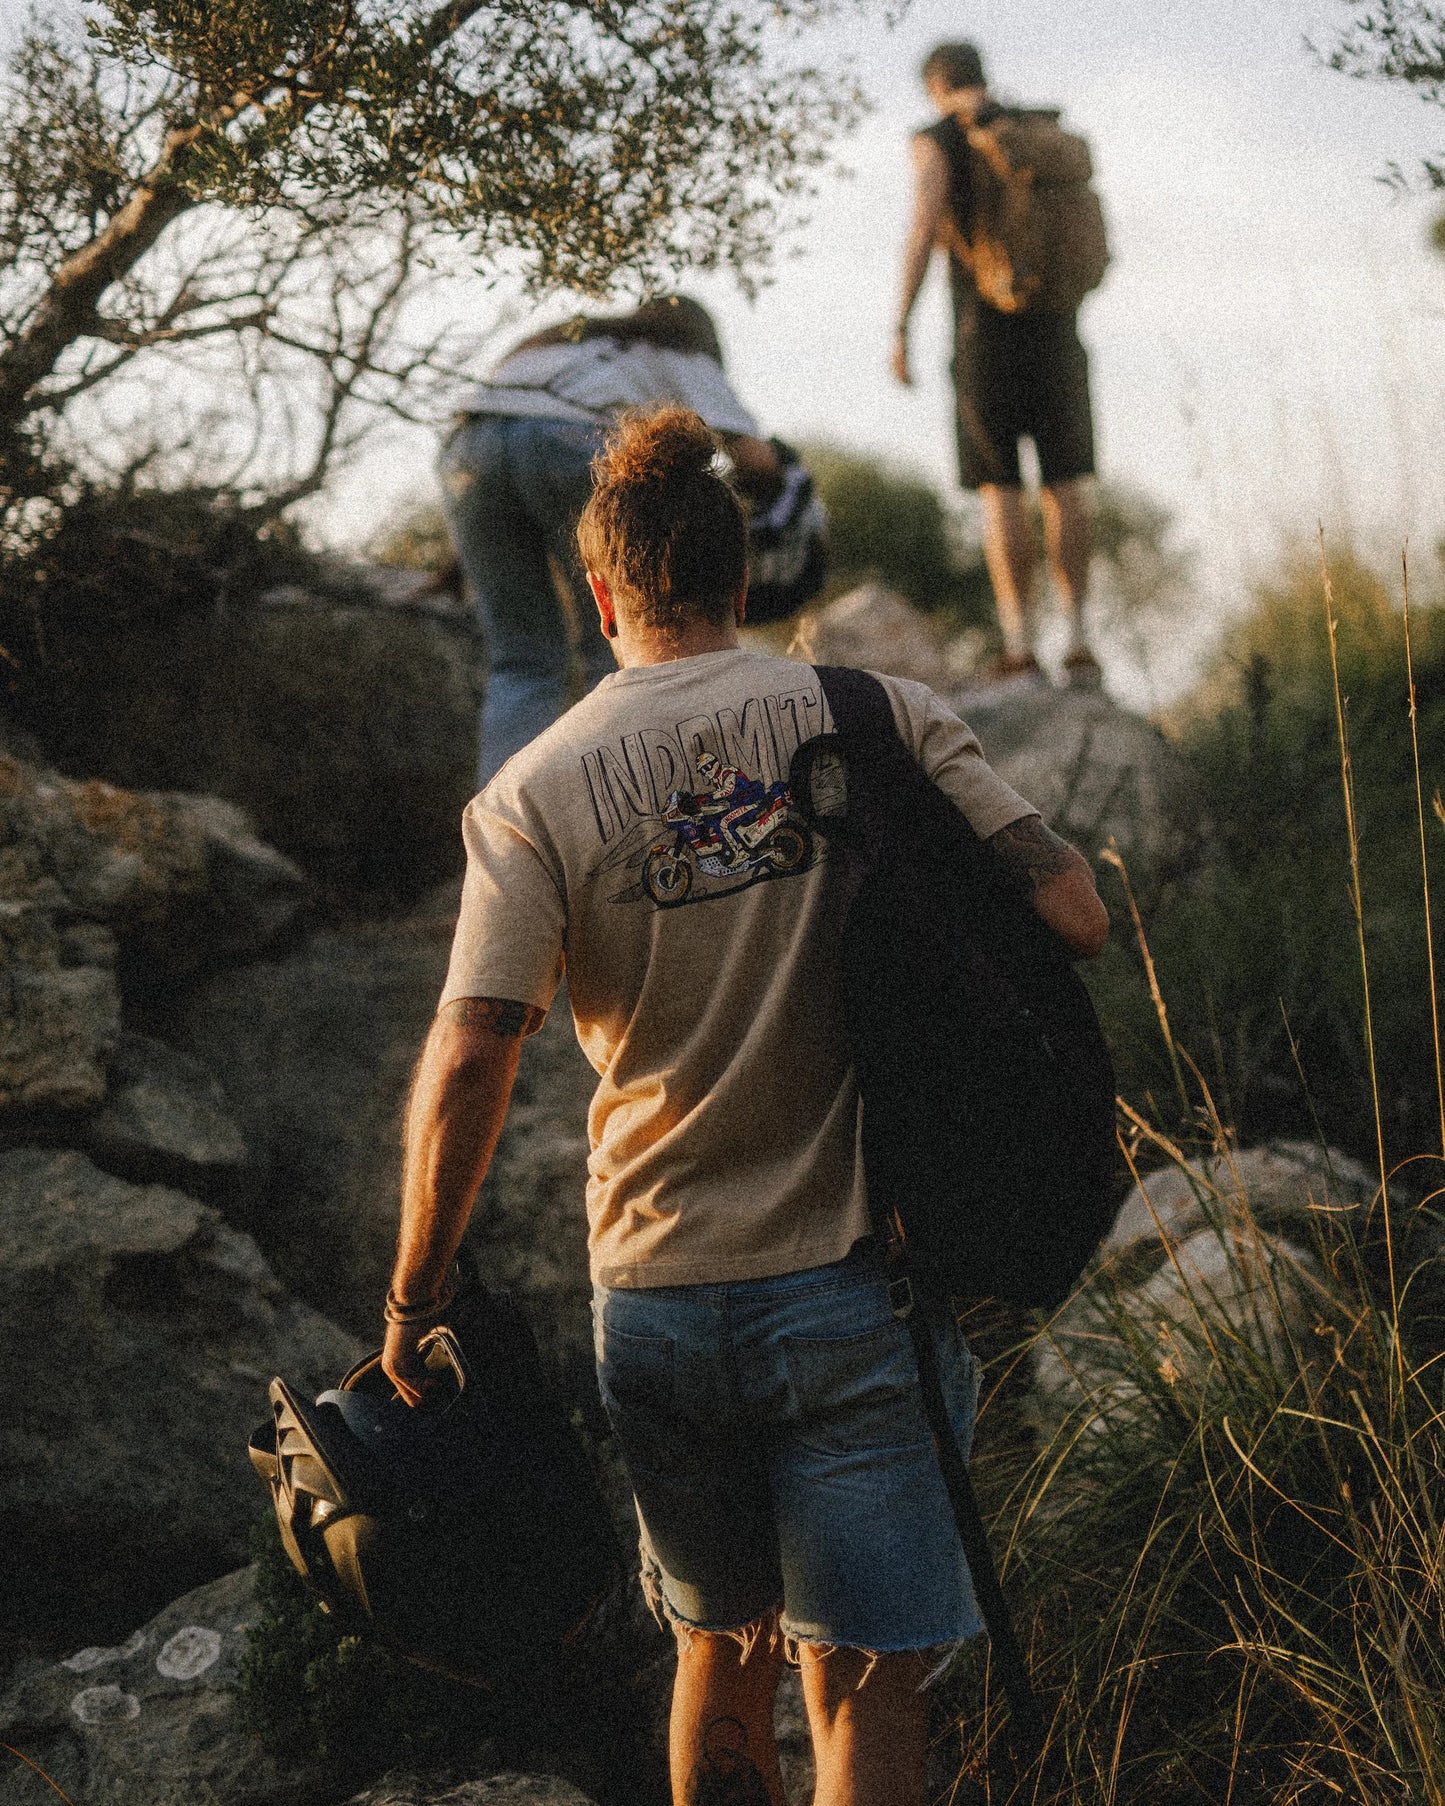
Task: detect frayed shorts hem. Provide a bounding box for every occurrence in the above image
[640,1543,975,1685]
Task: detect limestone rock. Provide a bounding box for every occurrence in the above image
[0,754,285,931]
[946,677,1201,876]
[0,904,120,1113]
[81,1031,249,1195]
[144,791,309,975]
[792,583,979,688]
[1104,1140,1375,1258]
[1033,1148,1359,1425]
[0,755,303,1118]
[1035,1219,1329,1424]
[173,888,596,1383]
[345,1777,599,1806]
[28,562,482,903]
[0,1149,361,1650]
[787,586,1200,879]
[0,1567,326,1806]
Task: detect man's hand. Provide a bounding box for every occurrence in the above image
[381,996,540,1402]
[986,815,1109,957]
[383,1319,433,1408]
[892,132,949,387]
[891,330,913,387]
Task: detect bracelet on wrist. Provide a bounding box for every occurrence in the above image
[383,1279,457,1327]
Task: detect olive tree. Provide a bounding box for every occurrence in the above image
[1324,1,1445,184]
[0,0,862,510]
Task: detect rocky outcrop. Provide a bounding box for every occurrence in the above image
[26,563,482,904]
[0,754,303,1123]
[1035,1142,1370,1421]
[947,678,1203,877]
[789,585,1201,879]
[173,887,596,1379]
[78,1031,250,1197]
[0,1567,327,1806]
[0,1149,361,1650]
[791,582,983,688]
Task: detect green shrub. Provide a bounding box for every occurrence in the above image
[798,441,993,628]
[237,1520,502,1773]
[1088,550,1445,1170]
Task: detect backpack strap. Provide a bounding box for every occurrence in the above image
[811,662,1046,1752]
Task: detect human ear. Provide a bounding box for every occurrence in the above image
[587,570,618,640]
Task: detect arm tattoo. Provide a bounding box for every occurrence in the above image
[986,814,1076,898]
[446,997,545,1038]
[688,1715,773,1806]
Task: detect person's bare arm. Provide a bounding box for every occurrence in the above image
[893,133,951,385]
[723,431,782,503]
[383,996,543,1402]
[986,815,1110,957]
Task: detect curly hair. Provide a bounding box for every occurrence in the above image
[576,406,747,633]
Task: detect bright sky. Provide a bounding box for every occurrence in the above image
[6,0,1444,700]
[326,0,1445,699]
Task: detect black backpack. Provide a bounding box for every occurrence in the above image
[791,664,1118,1311]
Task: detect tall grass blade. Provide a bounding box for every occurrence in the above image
[1319,535,1401,1391]
[1400,549,1445,1161]
[0,1745,77,1804]
[1101,838,1191,1114]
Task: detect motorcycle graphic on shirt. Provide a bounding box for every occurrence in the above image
[640,751,811,907]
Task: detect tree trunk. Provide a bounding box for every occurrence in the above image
[0,127,213,440]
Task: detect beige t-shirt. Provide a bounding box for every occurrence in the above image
[441,649,1036,1288]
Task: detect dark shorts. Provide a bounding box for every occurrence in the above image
[952,304,1096,491]
[592,1242,982,1653]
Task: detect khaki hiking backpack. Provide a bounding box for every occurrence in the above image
[954,107,1109,315]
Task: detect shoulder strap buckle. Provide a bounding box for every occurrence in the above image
[887,1274,915,1322]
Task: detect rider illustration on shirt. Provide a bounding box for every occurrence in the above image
[643,748,812,907]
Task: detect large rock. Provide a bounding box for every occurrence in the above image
[0,904,120,1114]
[792,582,983,688]
[788,585,1200,879]
[0,1149,362,1651]
[0,755,303,956]
[0,754,303,1120]
[0,1567,328,1806]
[946,678,1200,876]
[171,887,596,1380]
[79,1031,250,1198]
[1034,1142,1365,1426]
[1103,1140,1375,1258]
[29,563,482,904]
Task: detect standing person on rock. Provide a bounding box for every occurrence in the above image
[384,407,1108,1806]
[439,296,780,784]
[893,40,1106,686]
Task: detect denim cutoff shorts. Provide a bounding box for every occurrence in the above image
[592,1240,983,1653]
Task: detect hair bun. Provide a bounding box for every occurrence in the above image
[596,407,719,489]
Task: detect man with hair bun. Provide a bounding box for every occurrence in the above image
[385,406,1108,1805]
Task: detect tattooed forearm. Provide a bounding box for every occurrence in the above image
[445,997,546,1038]
[986,814,1077,897]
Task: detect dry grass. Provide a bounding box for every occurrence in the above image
[941,552,1445,1804]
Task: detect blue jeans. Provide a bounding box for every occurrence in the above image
[438,415,614,785]
[593,1242,983,1653]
